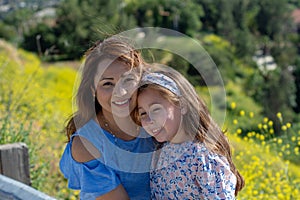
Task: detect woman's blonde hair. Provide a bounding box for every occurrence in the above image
[65,36,145,141]
[137,65,245,195]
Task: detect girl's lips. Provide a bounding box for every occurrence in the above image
[148,127,162,137]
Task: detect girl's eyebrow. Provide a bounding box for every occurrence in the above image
[137,103,160,111]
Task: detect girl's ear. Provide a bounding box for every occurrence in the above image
[180,101,188,115]
[181,106,187,115]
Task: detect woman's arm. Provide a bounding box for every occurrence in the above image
[72,136,130,199]
[96,185,130,200]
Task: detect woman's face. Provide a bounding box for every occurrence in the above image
[137,87,182,143]
[94,59,139,118]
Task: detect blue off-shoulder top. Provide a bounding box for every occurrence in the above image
[59,119,154,200]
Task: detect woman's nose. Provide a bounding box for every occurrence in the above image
[114,86,127,97]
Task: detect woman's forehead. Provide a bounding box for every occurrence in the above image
[94,59,131,82]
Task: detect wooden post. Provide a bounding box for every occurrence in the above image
[0,143,31,185]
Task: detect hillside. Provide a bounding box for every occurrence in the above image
[0,40,300,199]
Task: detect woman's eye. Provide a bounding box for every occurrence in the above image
[102,82,114,86]
[123,77,138,86]
[124,77,134,82]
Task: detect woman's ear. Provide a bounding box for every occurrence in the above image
[91,86,95,97]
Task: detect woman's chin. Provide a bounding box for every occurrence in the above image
[111,106,131,118]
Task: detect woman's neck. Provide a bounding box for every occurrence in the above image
[97,111,139,141]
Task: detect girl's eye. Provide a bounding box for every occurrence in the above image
[150,104,164,114]
[138,112,148,120]
[139,112,146,117]
[152,108,161,113]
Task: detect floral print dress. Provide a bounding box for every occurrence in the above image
[150,141,236,200]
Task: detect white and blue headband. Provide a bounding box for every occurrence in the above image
[141,72,181,96]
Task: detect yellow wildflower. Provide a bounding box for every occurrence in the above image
[281,125,287,131]
[263,124,268,130]
[276,112,282,118]
[237,128,242,134]
[249,111,254,118]
[239,110,245,116]
[268,121,273,126]
[230,102,236,109]
[258,123,262,129]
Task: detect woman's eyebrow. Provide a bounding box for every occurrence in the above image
[99,77,114,81]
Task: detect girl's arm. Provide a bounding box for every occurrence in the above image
[196,152,236,199]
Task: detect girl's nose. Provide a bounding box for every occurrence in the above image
[143,115,155,125]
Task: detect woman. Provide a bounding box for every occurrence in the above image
[59,36,155,200]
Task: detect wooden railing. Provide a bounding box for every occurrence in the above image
[0,143,56,200]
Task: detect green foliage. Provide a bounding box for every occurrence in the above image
[0,22,18,42]
[294,58,300,113]
[0,40,78,198]
[21,23,56,57]
[125,0,203,36]
[256,0,292,39]
[245,67,297,134]
[52,0,137,60]
[2,7,34,43]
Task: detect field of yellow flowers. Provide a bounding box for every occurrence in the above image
[0,39,299,199]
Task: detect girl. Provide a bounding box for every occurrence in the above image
[136,66,245,199]
[59,36,155,200]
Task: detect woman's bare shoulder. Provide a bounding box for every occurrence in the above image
[71,136,101,162]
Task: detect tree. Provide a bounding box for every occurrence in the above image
[125,0,203,36]
[53,0,137,60]
[256,0,291,40]
[3,8,34,43]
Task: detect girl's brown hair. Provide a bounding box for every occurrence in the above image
[65,36,145,141]
[137,65,245,196]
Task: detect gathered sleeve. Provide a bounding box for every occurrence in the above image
[195,151,237,200]
[59,142,121,199]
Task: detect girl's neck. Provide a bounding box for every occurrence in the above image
[169,123,194,144]
[170,132,194,144]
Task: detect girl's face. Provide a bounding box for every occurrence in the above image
[94,59,138,118]
[137,87,183,143]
